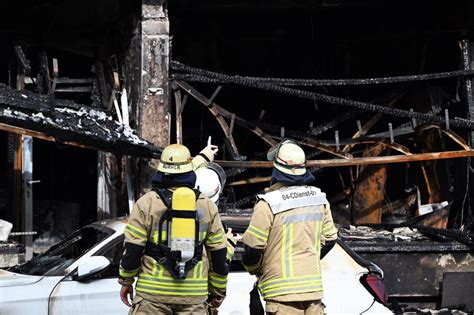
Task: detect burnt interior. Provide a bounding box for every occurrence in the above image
[0,0,473,238]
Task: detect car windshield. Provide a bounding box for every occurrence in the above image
[9,226,113,276]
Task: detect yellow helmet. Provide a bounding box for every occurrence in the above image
[267,139,306,175]
[157,144,193,174]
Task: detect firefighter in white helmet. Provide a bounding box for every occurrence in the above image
[242,139,338,314]
[119,140,228,315]
[195,162,226,204]
[195,161,240,313]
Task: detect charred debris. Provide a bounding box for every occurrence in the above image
[1,0,474,310]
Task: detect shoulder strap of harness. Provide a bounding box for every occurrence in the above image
[152,187,172,208]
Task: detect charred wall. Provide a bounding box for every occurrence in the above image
[0,0,473,237]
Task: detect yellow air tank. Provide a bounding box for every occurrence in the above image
[170,187,197,272]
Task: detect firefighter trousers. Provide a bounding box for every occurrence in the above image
[129,296,207,315]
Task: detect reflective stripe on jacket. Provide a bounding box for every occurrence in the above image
[242,183,337,302]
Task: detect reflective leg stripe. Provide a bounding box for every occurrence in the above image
[125,224,147,240]
[259,276,323,299]
[119,267,139,278]
[209,273,228,289]
[246,225,268,242]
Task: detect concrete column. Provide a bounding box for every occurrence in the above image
[125,0,170,195]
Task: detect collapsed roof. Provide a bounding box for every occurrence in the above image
[0,84,161,158]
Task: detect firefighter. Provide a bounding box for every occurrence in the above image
[195,161,239,314]
[118,142,228,315]
[242,139,338,315]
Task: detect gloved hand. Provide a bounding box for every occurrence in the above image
[209,294,225,308]
[200,136,219,161]
[120,284,134,307]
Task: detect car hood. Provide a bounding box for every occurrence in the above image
[0,269,43,287]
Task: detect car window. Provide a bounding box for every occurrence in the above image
[94,235,124,278]
[9,226,113,276]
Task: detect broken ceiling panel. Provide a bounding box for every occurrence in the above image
[0,84,161,158]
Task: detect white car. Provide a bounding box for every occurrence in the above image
[0,218,392,314]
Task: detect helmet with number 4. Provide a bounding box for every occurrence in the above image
[157,144,193,174]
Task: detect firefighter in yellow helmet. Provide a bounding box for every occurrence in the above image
[242,139,338,314]
[118,141,228,315]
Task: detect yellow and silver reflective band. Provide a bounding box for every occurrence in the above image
[206,228,225,245]
[209,272,228,289]
[136,277,208,296]
[125,224,147,240]
[261,283,323,298]
[246,225,268,242]
[152,230,168,245]
[119,266,140,278]
[226,242,235,261]
[152,258,165,277]
[199,221,209,242]
[193,261,204,279]
[259,275,323,298]
[244,261,260,273]
[199,231,208,242]
[281,223,294,277]
[282,212,323,224]
[138,275,208,284]
[152,221,169,245]
[315,220,322,273]
[322,222,336,235]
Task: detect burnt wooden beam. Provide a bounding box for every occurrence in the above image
[0,85,161,158]
[216,150,474,168]
[13,46,31,76]
[171,81,184,144]
[174,80,244,154]
[461,40,474,148]
[0,123,93,150]
[228,176,272,186]
[352,144,387,225]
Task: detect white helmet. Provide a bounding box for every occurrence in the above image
[195,168,221,203]
[267,139,306,175]
[195,162,226,203]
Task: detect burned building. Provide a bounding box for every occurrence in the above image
[1,0,474,310]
